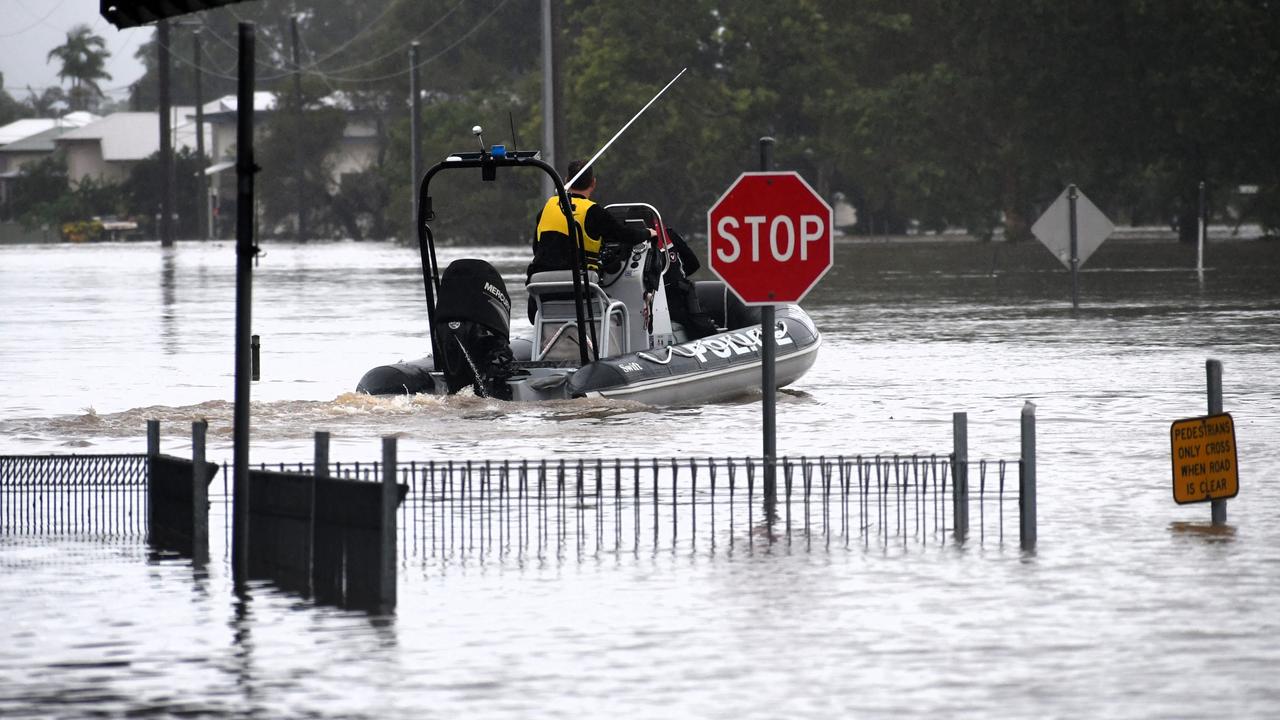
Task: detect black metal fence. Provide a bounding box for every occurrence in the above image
[388,455,1017,556]
[2,450,1018,545]
[0,455,148,537]
[2,453,1021,550]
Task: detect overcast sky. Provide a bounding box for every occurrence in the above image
[1,0,152,101]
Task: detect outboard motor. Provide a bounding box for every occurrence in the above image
[434,259,517,400]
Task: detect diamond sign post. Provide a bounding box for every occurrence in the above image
[1031,184,1114,309]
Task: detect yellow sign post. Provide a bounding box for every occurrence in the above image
[1170,413,1239,504]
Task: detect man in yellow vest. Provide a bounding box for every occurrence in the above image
[527,159,656,285]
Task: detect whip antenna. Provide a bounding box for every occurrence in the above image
[565,67,687,188]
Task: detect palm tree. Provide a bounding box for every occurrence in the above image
[24,86,68,116]
[47,24,112,112]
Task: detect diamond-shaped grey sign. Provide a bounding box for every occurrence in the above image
[1031,186,1114,270]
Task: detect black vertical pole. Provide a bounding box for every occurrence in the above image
[1019,402,1036,551]
[192,419,209,567]
[158,19,174,247]
[380,436,398,611]
[1197,180,1207,277]
[290,15,306,242]
[193,29,207,241]
[953,411,969,542]
[1068,184,1079,309]
[1207,359,1226,526]
[146,419,159,544]
[232,22,257,585]
[409,42,422,229]
[759,137,777,513]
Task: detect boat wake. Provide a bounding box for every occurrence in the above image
[1,391,657,455]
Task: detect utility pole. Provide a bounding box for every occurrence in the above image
[158,18,174,246]
[541,0,566,193]
[193,28,207,241]
[290,15,307,241]
[410,42,422,230]
[232,21,258,585]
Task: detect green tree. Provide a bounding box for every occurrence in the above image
[379,90,542,244]
[1116,1,1280,240]
[561,0,749,233]
[122,148,208,238]
[23,86,68,116]
[0,73,31,125]
[10,154,124,230]
[8,155,72,225]
[47,24,112,112]
[105,0,1280,244]
[256,78,347,237]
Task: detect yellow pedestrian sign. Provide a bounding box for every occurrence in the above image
[1170,413,1239,504]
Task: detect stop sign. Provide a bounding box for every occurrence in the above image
[706,172,833,305]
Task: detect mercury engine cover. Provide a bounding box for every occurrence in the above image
[433,259,516,400]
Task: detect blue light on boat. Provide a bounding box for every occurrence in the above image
[491,145,507,157]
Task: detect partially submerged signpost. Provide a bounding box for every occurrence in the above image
[1170,359,1238,525]
[707,138,833,506]
[1031,184,1114,309]
[1170,413,1238,506]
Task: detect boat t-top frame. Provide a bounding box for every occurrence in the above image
[415,147,600,366]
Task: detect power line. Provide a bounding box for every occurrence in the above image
[321,0,510,84]
[0,0,68,39]
[287,1,400,71]
[288,0,467,77]
[144,0,508,87]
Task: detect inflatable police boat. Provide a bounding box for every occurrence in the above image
[357,147,821,405]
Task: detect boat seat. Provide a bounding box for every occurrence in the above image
[526,270,630,361]
[527,269,599,290]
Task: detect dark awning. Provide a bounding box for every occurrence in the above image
[100,0,253,29]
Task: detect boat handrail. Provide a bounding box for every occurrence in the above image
[533,298,631,362]
[417,151,597,365]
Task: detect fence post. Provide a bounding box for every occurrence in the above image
[314,431,330,480]
[309,431,328,597]
[380,436,398,610]
[192,420,209,566]
[1207,359,1227,526]
[146,419,159,543]
[1020,402,1037,550]
[952,412,969,542]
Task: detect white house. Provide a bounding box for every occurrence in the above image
[0,112,99,215]
[55,109,201,186]
[0,112,98,148]
[194,92,380,237]
[195,92,379,181]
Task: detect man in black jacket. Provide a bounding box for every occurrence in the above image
[526,160,654,321]
[528,160,654,281]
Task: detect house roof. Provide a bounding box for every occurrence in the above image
[0,120,57,146]
[56,110,198,161]
[0,113,100,146]
[0,126,69,154]
[195,92,277,122]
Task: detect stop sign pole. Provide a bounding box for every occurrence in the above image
[758,138,778,506]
